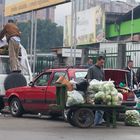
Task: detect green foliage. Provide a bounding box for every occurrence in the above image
[18,19,63,52]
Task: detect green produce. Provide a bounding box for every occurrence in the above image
[88,80,123,105]
[125,110,140,126]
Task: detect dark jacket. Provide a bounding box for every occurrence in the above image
[125,67,137,88]
[0,23,20,42]
[136,67,140,83]
[87,65,105,81]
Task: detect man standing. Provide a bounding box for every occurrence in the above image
[0,19,21,72]
[87,56,105,82]
[87,56,105,126]
[136,67,140,84]
[125,60,137,89]
[85,58,93,68]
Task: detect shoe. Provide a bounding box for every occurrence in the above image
[94,122,106,126]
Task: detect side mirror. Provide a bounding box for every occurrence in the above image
[29,81,34,87]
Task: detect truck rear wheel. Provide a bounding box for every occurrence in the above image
[10,97,24,117]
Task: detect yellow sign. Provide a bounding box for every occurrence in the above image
[5,0,70,16]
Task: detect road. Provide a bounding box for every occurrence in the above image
[0,114,140,140]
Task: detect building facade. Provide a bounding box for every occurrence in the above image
[75,0,138,13]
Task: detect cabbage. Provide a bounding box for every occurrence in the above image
[95,91,105,100]
[107,102,111,105]
[88,80,122,105]
[125,110,140,126]
[102,81,115,92]
[111,89,118,96]
[106,95,112,102]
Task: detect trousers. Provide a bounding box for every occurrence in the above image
[8,39,21,71]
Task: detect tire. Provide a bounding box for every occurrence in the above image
[4,73,27,90]
[0,96,4,111]
[10,98,24,117]
[73,108,94,128]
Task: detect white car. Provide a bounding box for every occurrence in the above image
[0,39,32,102]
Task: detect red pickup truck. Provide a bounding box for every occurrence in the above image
[4,68,136,117]
[4,68,87,117]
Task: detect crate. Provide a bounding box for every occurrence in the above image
[56,84,67,109]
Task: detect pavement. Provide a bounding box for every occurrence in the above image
[0,114,140,140]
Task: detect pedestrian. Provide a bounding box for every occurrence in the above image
[81,58,93,69]
[0,19,21,72]
[136,67,140,84]
[125,60,137,89]
[85,58,93,68]
[87,56,105,126]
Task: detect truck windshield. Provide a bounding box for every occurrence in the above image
[75,71,87,82]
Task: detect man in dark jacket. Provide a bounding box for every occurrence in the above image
[136,67,140,84]
[87,56,105,126]
[125,60,137,89]
[87,56,105,81]
[0,19,21,72]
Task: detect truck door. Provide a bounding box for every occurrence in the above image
[23,72,52,112]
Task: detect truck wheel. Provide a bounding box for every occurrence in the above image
[0,96,4,111]
[73,108,94,128]
[10,98,24,117]
[4,73,27,90]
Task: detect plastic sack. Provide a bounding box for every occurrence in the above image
[66,90,85,107]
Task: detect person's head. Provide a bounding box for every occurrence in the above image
[8,19,17,25]
[87,58,93,65]
[8,19,14,23]
[127,60,133,68]
[96,56,105,68]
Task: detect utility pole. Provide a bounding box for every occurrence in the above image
[70,0,74,66]
[73,0,77,66]
[30,11,34,70]
[33,11,37,75]
[70,0,77,66]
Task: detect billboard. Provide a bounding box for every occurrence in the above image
[63,6,105,47]
[5,0,70,16]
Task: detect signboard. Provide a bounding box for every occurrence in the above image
[5,0,70,16]
[62,48,82,58]
[63,6,105,47]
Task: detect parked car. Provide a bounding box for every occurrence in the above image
[4,68,136,117]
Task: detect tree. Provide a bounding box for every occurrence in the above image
[18,19,63,53]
